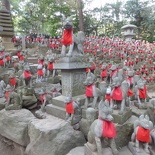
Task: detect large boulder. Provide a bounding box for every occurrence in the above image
[0,109,35,146]
[25,115,86,155]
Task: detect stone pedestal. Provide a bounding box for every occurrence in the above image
[112,109,132,125]
[46,94,86,119]
[46,56,90,119]
[128,142,149,155]
[54,56,89,96]
[84,143,113,155]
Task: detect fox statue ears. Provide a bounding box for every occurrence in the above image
[139,115,149,121]
[62,15,73,22]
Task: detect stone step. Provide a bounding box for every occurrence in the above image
[0,19,12,23]
[0,15,11,19]
[0,31,14,36]
[0,23,12,27]
[2,27,14,31]
[46,104,66,120]
[0,11,10,15]
[52,95,86,108]
[27,57,38,64]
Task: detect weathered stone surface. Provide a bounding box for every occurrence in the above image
[0,97,6,110]
[112,109,132,125]
[115,115,138,149]
[85,143,113,155]
[67,146,85,155]
[0,109,35,146]
[145,103,155,125]
[0,134,25,155]
[25,115,86,155]
[128,142,149,155]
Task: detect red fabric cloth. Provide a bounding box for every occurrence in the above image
[38,60,44,66]
[136,126,150,142]
[0,59,4,66]
[17,51,20,57]
[128,88,134,97]
[86,68,90,73]
[40,94,45,104]
[101,69,107,78]
[20,56,25,61]
[90,63,96,71]
[127,77,133,85]
[24,71,32,79]
[62,29,73,45]
[10,77,16,86]
[37,69,43,76]
[99,118,116,138]
[138,85,147,99]
[85,84,93,97]
[5,90,14,101]
[66,101,74,114]
[112,86,123,101]
[6,56,11,61]
[105,94,111,103]
[48,62,53,70]
[110,69,117,78]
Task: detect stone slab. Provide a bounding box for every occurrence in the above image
[0,109,36,146]
[46,104,66,119]
[132,106,147,117]
[112,109,132,125]
[25,114,86,155]
[85,143,113,155]
[54,57,90,69]
[67,147,85,155]
[81,107,98,119]
[128,142,149,155]
[52,95,85,108]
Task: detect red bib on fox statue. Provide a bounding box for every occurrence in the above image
[99,118,116,138]
[85,84,94,97]
[66,101,74,114]
[62,29,73,46]
[136,126,150,143]
[111,86,123,101]
[24,71,32,79]
[0,59,4,66]
[138,85,147,99]
[10,77,16,86]
[48,62,53,70]
[37,69,43,76]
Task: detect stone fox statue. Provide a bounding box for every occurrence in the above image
[87,100,118,155]
[84,71,108,109]
[131,115,153,153]
[61,15,85,56]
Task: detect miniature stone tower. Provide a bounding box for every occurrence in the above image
[0,0,15,50]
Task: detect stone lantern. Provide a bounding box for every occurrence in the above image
[121,23,137,41]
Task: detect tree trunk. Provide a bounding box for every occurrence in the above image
[78,0,84,32]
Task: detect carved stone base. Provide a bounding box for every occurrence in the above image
[84,143,113,155]
[134,101,148,109]
[112,109,132,125]
[128,142,150,155]
[46,95,85,119]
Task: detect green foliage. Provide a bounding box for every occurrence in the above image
[10,0,155,42]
